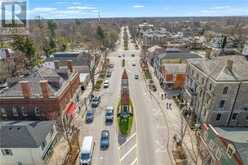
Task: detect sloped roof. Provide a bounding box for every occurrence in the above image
[0,67,66,97]
[0,121,55,148]
[214,127,248,165]
[188,55,248,81]
[158,51,201,61]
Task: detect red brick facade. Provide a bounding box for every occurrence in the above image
[0,72,80,121]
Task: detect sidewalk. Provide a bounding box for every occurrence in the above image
[146,63,202,165]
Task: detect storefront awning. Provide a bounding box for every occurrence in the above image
[66,102,77,118]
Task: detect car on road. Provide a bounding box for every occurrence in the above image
[108,64,114,68]
[132,63,136,66]
[134,74,139,79]
[91,96,101,108]
[103,80,109,88]
[105,106,114,123]
[106,71,111,77]
[100,130,110,150]
[131,54,135,57]
[85,111,94,123]
[118,55,121,58]
[80,136,94,165]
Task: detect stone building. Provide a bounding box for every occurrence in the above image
[184,55,248,127]
[0,63,80,121]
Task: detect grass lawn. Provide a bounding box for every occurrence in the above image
[118,116,133,135]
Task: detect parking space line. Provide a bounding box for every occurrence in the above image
[130,158,138,165]
[119,133,136,149]
[120,144,137,162]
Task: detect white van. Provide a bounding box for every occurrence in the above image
[103,80,109,88]
[80,136,94,165]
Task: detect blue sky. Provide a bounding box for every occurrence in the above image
[24,0,248,19]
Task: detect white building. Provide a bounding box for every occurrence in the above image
[0,121,58,165]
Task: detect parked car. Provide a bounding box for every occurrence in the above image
[80,136,94,165]
[106,71,111,77]
[91,96,101,108]
[132,63,136,66]
[85,111,94,123]
[103,80,109,88]
[105,106,114,123]
[118,55,121,58]
[100,130,110,150]
[131,54,135,57]
[134,74,139,79]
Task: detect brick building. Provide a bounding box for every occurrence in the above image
[0,63,80,121]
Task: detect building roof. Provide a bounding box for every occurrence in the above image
[0,121,55,148]
[46,51,90,66]
[163,64,187,74]
[148,45,163,53]
[0,66,68,97]
[188,55,248,81]
[214,127,248,165]
[158,51,201,61]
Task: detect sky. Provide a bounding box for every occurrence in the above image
[3,0,248,19]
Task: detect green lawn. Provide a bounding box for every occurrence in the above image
[118,116,133,135]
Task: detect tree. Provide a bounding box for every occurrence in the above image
[12,36,36,67]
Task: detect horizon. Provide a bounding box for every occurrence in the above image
[1,0,248,19]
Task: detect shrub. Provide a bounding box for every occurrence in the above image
[94,79,103,91]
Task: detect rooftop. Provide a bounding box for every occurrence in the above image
[163,64,187,74]
[158,51,201,61]
[0,121,55,148]
[188,55,248,81]
[0,66,70,98]
[214,127,248,165]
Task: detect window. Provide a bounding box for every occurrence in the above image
[215,147,222,160]
[232,113,238,120]
[21,106,28,117]
[216,113,221,121]
[12,107,18,117]
[223,87,228,95]
[0,108,7,117]
[219,100,225,108]
[34,107,40,116]
[1,149,13,156]
[41,141,46,150]
[227,144,235,158]
[209,83,212,90]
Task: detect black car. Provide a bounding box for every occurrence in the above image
[85,111,94,123]
[100,130,110,150]
[131,54,135,57]
[91,96,101,108]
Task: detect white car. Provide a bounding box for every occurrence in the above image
[103,80,109,88]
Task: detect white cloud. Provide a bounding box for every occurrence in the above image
[133,5,144,8]
[30,7,57,13]
[200,6,248,16]
[67,6,96,10]
[210,6,231,10]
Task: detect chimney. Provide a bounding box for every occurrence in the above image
[40,80,50,98]
[54,60,60,70]
[66,60,73,72]
[19,81,32,98]
[226,59,233,71]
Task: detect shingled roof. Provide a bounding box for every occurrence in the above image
[188,55,248,81]
[0,67,67,97]
[0,121,55,148]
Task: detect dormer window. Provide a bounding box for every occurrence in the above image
[227,144,236,158]
[12,107,18,117]
[0,108,7,117]
[34,107,40,116]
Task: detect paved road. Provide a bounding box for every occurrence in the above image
[76,26,198,165]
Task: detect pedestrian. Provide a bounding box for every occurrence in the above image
[161,93,163,100]
[169,103,172,110]
[166,103,169,109]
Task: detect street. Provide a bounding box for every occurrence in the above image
[76,26,197,165]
